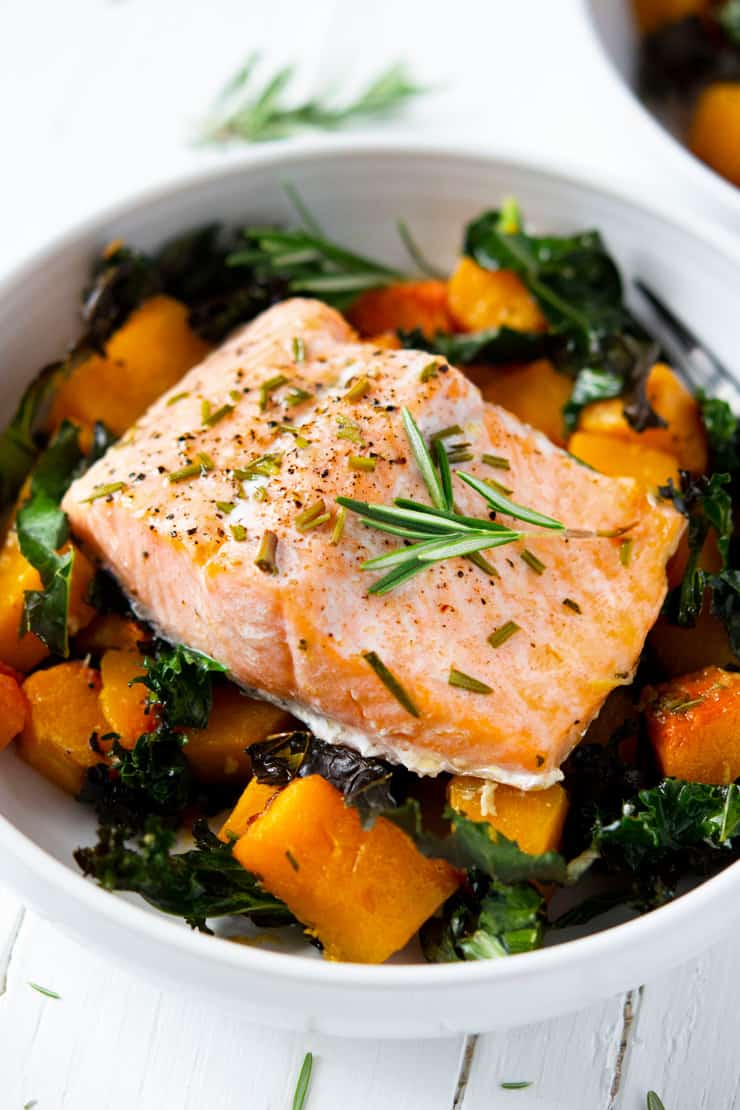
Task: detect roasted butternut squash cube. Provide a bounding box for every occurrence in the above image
[632,0,710,32]
[578,364,707,473]
[18,661,106,793]
[99,650,158,749]
[234,775,461,963]
[645,666,740,783]
[184,685,294,785]
[472,359,572,445]
[448,257,547,334]
[347,281,452,339]
[689,82,740,188]
[568,431,680,491]
[0,666,28,751]
[219,779,280,842]
[649,606,734,678]
[448,777,569,855]
[0,534,95,672]
[75,613,150,655]
[48,295,211,436]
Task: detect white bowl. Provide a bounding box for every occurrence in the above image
[1,140,740,1038]
[580,0,740,229]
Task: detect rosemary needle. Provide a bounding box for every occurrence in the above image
[292,1051,314,1110]
[449,667,492,695]
[363,651,420,717]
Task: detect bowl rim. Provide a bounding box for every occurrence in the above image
[576,0,740,215]
[2,135,740,987]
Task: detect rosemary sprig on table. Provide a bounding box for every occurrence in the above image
[202,54,426,144]
[336,407,566,595]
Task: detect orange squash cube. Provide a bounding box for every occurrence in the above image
[0,668,28,751]
[578,364,707,473]
[347,281,453,340]
[690,83,740,188]
[48,295,211,436]
[645,666,740,783]
[219,779,280,842]
[568,431,680,491]
[234,775,461,963]
[448,777,569,855]
[472,359,572,445]
[448,257,547,334]
[99,650,158,749]
[632,0,710,32]
[18,661,107,793]
[184,685,294,785]
[75,613,150,655]
[0,534,95,672]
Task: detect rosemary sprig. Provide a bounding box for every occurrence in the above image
[291,1051,314,1110]
[202,56,426,145]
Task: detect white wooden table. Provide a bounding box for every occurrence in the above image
[0,1,737,1106]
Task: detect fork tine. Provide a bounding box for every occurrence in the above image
[634,280,740,406]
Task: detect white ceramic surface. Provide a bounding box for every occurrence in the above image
[580,0,740,229]
[1,141,739,1038]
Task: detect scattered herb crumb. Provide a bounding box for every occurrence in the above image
[647,1093,666,1110]
[285,849,300,872]
[363,651,420,717]
[449,666,492,694]
[501,1080,532,1090]
[28,982,60,1000]
[292,1051,314,1110]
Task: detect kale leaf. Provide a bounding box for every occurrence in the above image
[74,817,294,932]
[79,245,161,354]
[421,877,544,962]
[16,421,85,656]
[249,731,409,822]
[660,471,734,629]
[136,642,227,729]
[397,326,553,367]
[462,207,661,433]
[698,390,740,475]
[0,360,63,513]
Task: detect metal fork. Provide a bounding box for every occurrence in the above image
[634,280,740,409]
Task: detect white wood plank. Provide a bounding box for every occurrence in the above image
[460,993,631,1110]
[0,911,464,1108]
[617,937,740,1110]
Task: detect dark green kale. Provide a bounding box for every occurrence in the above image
[698,390,740,475]
[15,421,85,656]
[421,876,545,962]
[249,731,409,823]
[74,817,294,932]
[660,471,734,629]
[0,360,63,513]
[462,205,661,432]
[136,641,227,729]
[79,245,161,354]
[397,326,553,366]
[638,12,740,101]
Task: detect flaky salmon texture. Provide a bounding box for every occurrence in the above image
[64,299,685,788]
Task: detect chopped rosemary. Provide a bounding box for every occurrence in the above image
[520,548,546,575]
[28,982,60,1000]
[488,620,520,649]
[419,361,439,383]
[331,505,346,545]
[430,424,464,444]
[483,476,513,496]
[449,667,492,694]
[291,1051,314,1110]
[344,375,371,402]
[201,399,212,423]
[468,551,500,577]
[285,849,300,872]
[204,403,235,427]
[81,481,127,502]
[562,597,582,614]
[482,453,511,471]
[500,1081,532,1090]
[446,446,474,464]
[337,414,365,445]
[197,451,215,471]
[620,538,634,566]
[168,462,201,483]
[348,455,376,472]
[259,373,288,410]
[646,1094,665,1110]
[166,391,190,406]
[235,453,282,480]
[229,389,243,403]
[363,651,420,717]
[279,424,310,448]
[295,499,327,531]
[230,524,247,541]
[215,501,235,514]
[255,530,278,573]
[292,336,305,363]
[286,386,312,407]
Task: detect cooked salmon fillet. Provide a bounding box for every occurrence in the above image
[64,299,684,787]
